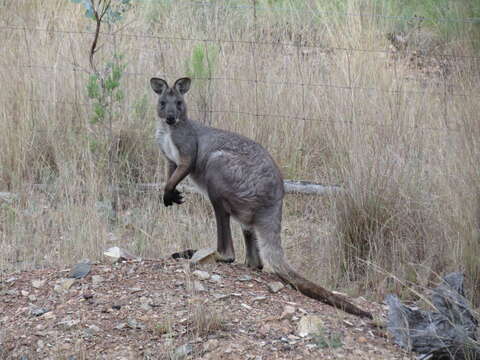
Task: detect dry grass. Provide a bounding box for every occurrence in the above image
[1,0,479,302]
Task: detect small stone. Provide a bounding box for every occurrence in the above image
[58,317,80,329]
[31,307,49,317]
[213,293,230,301]
[297,315,324,337]
[241,303,252,310]
[103,246,138,262]
[140,303,151,311]
[28,295,37,302]
[238,275,252,282]
[115,323,127,330]
[267,281,285,293]
[173,343,193,360]
[252,296,267,302]
[88,324,101,332]
[68,260,91,279]
[190,248,217,264]
[280,305,296,319]
[5,277,17,284]
[82,292,94,300]
[43,311,56,320]
[127,318,145,330]
[210,274,221,282]
[203,338,219,352]
[192,281,206,292]
[192,270,210,280]
[358,336,368,344]
[21,290,29,297]
[91,275,104,285]
[61,278,76,290]
[130,287,142,293]
[32,279,46,288]
[4,289,19,296]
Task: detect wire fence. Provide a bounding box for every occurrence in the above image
[1,1,479,135]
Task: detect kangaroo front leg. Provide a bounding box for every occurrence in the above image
[164,158,192,207]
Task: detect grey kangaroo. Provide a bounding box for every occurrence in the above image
[151,77,372,319]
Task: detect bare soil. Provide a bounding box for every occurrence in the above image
[0,257,411,360]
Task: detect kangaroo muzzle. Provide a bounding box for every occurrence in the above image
[166,116,176,125]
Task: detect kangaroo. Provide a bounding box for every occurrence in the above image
[150,77,372,319]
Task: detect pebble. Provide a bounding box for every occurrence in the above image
[267,281,285,293]
[210,274,222,282]
[192,270,210,280]
[173,343,193,360]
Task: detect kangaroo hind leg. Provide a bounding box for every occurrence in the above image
[210,196,235,263]
[241,225,263,270]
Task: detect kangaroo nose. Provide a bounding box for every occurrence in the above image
[166,116,176,125]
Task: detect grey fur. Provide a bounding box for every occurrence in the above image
[150,77,372,319]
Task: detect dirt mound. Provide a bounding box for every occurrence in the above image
[0,258,408,359]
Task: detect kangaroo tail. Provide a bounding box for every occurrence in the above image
[263,249,373,319]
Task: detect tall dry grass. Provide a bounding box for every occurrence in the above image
[0,0,479,302]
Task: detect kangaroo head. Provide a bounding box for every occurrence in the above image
[150,77,191,126]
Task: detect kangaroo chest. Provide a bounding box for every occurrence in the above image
[156,127,181,165]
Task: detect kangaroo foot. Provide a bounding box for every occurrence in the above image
[216,252,235,263]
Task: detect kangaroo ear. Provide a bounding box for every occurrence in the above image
[174,77,191,95]
[150,78,168,95]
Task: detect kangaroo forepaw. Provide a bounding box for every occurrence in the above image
[163,189,184,207]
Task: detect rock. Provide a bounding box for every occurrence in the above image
[190,248,217,264]
[358,336,368,344]
[267,281,285,293]
[297,315,324,337]
[115,323,127,330]
[213,293,231,301]
[252,296,267,302]
[203,339,219,352]
[4,289,19,296]
[127,318,145,330]
[31,307,50,317]
[58,317,80,329]
[104,246,138,262]
[238,275,252,282]
[280,305,296,320]
[173,343,193,360]
[68,260,91,279]
[241,303,253,310]
[21,290,29,297]
[32,279,46,289]
[82,292,94,300]
[192,280,206,292]
[210,274,222,282]
[5,277,17,284]
[88,324,101,332]
[61,278,76,290]
[192,270,210,280]
[91,275,104,285]
[28,295,37,302]
[139,303,151,311]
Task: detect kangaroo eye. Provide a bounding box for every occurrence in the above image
[159,101,166,108]
[176,100,182,107]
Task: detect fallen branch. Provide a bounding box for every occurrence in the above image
[118,180,342,196]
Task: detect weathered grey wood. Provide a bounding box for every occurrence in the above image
[26,180,342,196]
[124,180,341,196]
